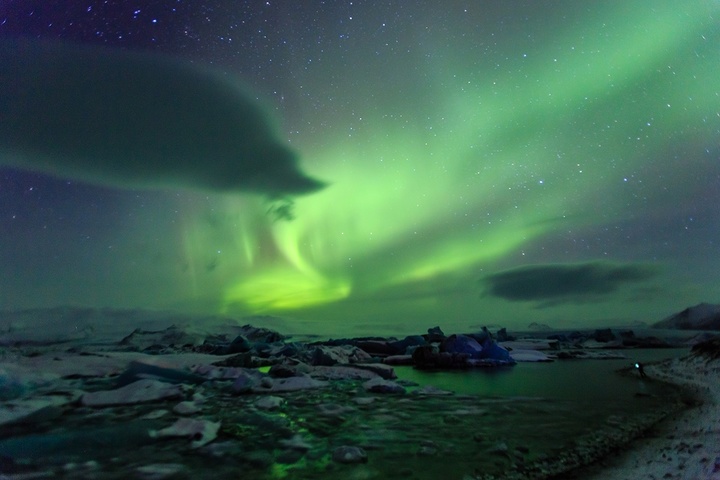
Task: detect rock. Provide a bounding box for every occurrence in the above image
[496,328,514,342]
[308,366,378,381]
[354,396,376,405]
[213,352,261,368]
[255,396,284,410]
[308,345,372,366]
[389,335,427,355]
[80,379,183,407]
[149,418,221,448]
[252,342,273,358]
[332,445,368,464]
[269,360,312,378]
[252,376,328,393]
[412,345,438,368]
[426,326,445,342]
[355,340,397,356]
[593,328,616,343]
[231,371,262,394]
[691,336,720,360]
[654,302,720,330]
[383,355,414,366]
[268,342,302,358]
[685,332,719,346]
[118,325,201,351]
[348,363,397,379]
[362,377,405,394]
[235,324,285,343]
[227,335,252,354]
[116,358,207,386]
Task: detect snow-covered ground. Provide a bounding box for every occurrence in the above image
[578,352,720,480]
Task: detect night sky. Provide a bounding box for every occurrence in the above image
[1,1,719,336]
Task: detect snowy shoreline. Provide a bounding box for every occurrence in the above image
[565,349,720,480]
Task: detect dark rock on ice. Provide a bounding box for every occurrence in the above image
[212,352,261,368]
[268,360,312,378]
[227,335,252,354]
[691,336,720,360]
[118,326,202,352]
[80,379,183,407]
[307,366,378,381]
[306,345,372,366]
[252,376,327,393]
[382,354,414,365]
[332,445,368,464]
[362,377,406,394]
[235,324,286,343]
[230,371,262,394]
[496,327,514,342]
[592,328,616,343]
[426,326,446,342]
[389,335,427,355]
[348,363,397,379]
[116,358,207,386]
[354,339,397,356]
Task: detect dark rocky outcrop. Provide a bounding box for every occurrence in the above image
[592,328,616,343]
[654,303,720,331]
[691,336,720,360]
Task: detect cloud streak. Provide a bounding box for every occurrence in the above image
[483,261,656,303]
[0,39,324,197]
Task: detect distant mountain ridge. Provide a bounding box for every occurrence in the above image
[653,303,720,331]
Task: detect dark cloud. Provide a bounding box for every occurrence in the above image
[0,39,324,197]
[484,262,656,303]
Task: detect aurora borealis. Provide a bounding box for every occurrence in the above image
[1,1,719,336]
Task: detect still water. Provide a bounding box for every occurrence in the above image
[396,348,688,409]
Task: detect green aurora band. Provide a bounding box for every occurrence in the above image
[131,1,719,334]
